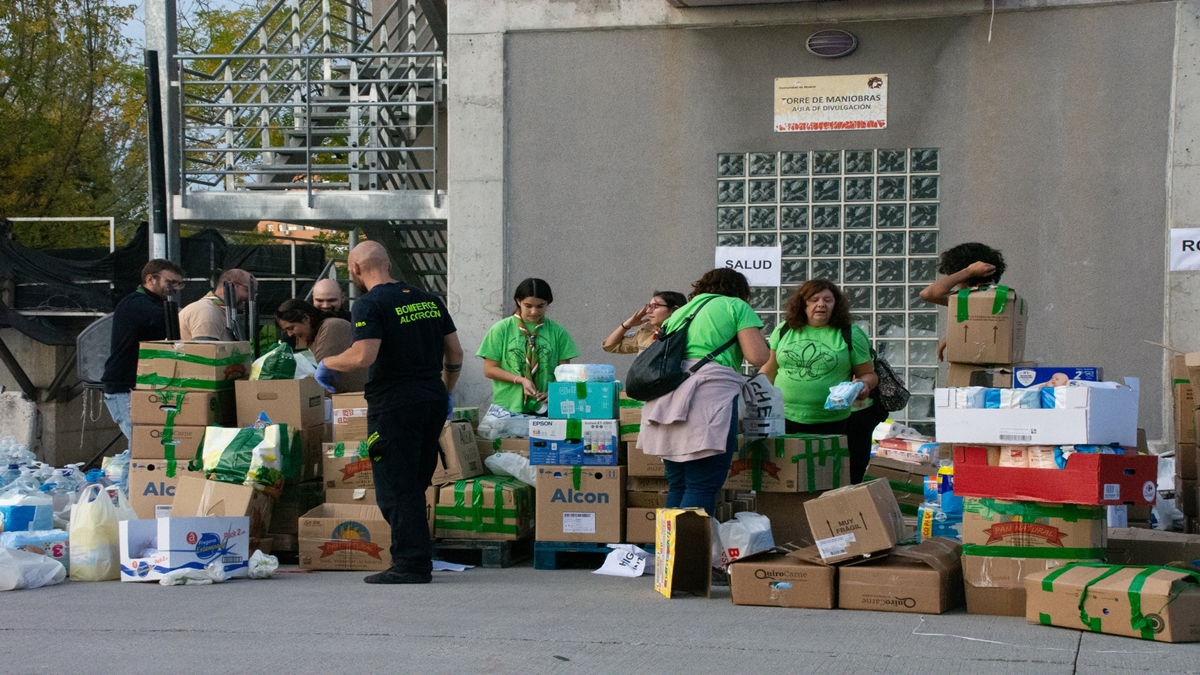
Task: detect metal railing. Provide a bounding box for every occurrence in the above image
[175,0,444,205]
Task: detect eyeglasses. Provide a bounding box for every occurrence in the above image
[155,275,186,291]
[646,302,670,309]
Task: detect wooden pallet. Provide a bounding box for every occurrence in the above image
[533,541,615,570]
[434,535,533,569]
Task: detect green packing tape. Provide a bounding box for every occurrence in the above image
[960,544,1107,559]
[1175,379,1191,385]
[744,440,767,492]
[164,446,177,479]
[1050,562,1200,640]
[572,465,582,491]
[433,476,526,535]
[576,382,588,399]
[955,288,971,323]
[991,285,1009,315]
[618,398,644,409]
[137,348,249,367]
[136,374,235,391]
[566,419,582,441]
[784,434,847,492]
[493,438,502,450]
[954,285,1010,323]
[356,441,369,459]
[333,442,345,458]
[898,503,919,516]
[619,425,639,436]
[889,480,925,496]
[965,497,1102,523]
[1039,613,1052,626]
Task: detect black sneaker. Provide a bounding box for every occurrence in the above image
[364,569,432,584]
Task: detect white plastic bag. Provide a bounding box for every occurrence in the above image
[159,560,229,586]
[247,550,279,579]
[69,484,135,582]
[476,404,535,440]
[741,374,785,440]
[713,512,775,569]
[484,452,537,487]
[0,547,66,591]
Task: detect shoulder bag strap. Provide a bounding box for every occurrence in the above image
[663,295,720,337]
[686,334,739,374]
[841,325,855,379]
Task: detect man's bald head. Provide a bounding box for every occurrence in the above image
[347,241,394,293]
[215,268,256,305]
[311,278,346,314]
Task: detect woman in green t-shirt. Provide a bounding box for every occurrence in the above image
[477,278,581,414]
[761,280,878,476]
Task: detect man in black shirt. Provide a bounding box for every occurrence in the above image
[101,259,186,441]
[320,241,462,584]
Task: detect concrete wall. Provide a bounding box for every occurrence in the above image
[495,4,1174,434]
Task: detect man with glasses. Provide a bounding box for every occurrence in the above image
[101,259,187,441]
[179,268,257,341]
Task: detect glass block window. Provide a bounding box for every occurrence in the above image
[716,149,941,432]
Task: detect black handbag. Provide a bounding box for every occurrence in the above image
[837,326,910,413]
[625,296,738,401]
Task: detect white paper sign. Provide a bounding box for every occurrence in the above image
[715,246,782,287]
[1171,228,1200,270]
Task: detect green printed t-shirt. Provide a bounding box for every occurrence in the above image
[477,316,581,413]
[769,323,870,424]
[661,294,762,370]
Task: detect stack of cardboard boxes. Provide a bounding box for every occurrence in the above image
[533,380,625,544]
[943,286,1029,392]
[621,393,664,543]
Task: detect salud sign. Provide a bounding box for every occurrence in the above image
[716,246,781,287]
[1171,228,1200,271]
[774,74,888,133]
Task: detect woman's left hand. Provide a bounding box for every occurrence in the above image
[851,376,871,400]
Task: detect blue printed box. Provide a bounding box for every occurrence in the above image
[547,382,618,419]
[1012,367,1102,389]
[528,419,621,465]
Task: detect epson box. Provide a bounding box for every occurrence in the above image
[528,419,621,465]
[118,516,250,582]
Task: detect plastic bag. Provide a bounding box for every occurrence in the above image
[713,512,774,569]
[69,484,135,581]
[0,547,66,591]
[741,374,785,439]
[159,560,229,586]
[247,550,279,579]
[484,452,537,487]
[553,364,615,383]
[250,342,317,380]
[1,529,70,575]
[200,424,285,490]
[102,449,131,500]
[476,404,535,441]
[824,381,864,411]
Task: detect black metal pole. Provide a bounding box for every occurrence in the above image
[145,50,169,262]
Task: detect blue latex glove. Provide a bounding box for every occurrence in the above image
[314,361,339,394]
[446,392,455,420]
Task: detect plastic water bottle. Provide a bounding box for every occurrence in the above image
[103,449,130,500]
[0,463,21,488]
[85,468,112,488]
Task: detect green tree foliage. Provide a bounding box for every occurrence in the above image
[0,0,147,248]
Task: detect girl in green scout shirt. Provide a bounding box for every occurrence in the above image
[478,278,581,414]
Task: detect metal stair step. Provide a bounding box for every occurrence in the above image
[240,181,352,190]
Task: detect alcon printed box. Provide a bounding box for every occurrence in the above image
[535,465,625,542]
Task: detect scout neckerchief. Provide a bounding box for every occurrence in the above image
[516,314,543,413]
[207,291,226,307]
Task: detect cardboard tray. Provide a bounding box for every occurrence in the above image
[953,445,1158,506]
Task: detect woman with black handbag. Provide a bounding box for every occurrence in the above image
[760,280,879,484]
[636,269,770,516]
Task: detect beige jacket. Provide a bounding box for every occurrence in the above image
[637,361,743,462]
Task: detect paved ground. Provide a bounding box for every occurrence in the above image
[4,562,1200,674]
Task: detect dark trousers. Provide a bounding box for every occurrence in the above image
[663,397,739,516]
[367,399,446,575]
[786,413,874,485]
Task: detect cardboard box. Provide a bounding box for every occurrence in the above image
[837,537,963,614]
[946,363,1017,388]
[476,436,530,461]
[619,404,642,442]
[547,381,618,419]
[627,491,668,509]
[1179,478,1198,516]
[298,503,391,571]
[326,488,377,505]
[1178,443,1198,482]
[961,497,1106,560]
[754,492,822,548]
[953,444,1158,506]
[119,516,250,582]
[331,392,368,442]
[944,287,1027,364]
[625,507,657,543]
[934,384,1139,446]
[289,424,326,484]
[962,555,1092,617]
[1173,355,1195,444]
[130,424,207,460]
[451,406,479,427]
[1026,564,1200,642]
[135,340,251,391]
[803,479,906,564]
[128,457,202,520]
[864,456,939,517]
[268,480,325,536]
[235,377,326,430]
[535,465,624,542]
[433,421,484,484]
[171,475,274,542]
[528,419,622,466]
[434,476,534,540]
[129,388,233,427]
[655,508,712,598]
[728,548,837,609]
[1107,528,1200,566]
[627,442,665,478]
[725,435,850,493]
[323,441,373,490]
[1012,366,1102,388]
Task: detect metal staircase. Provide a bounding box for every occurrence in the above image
[170,0,447,293]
